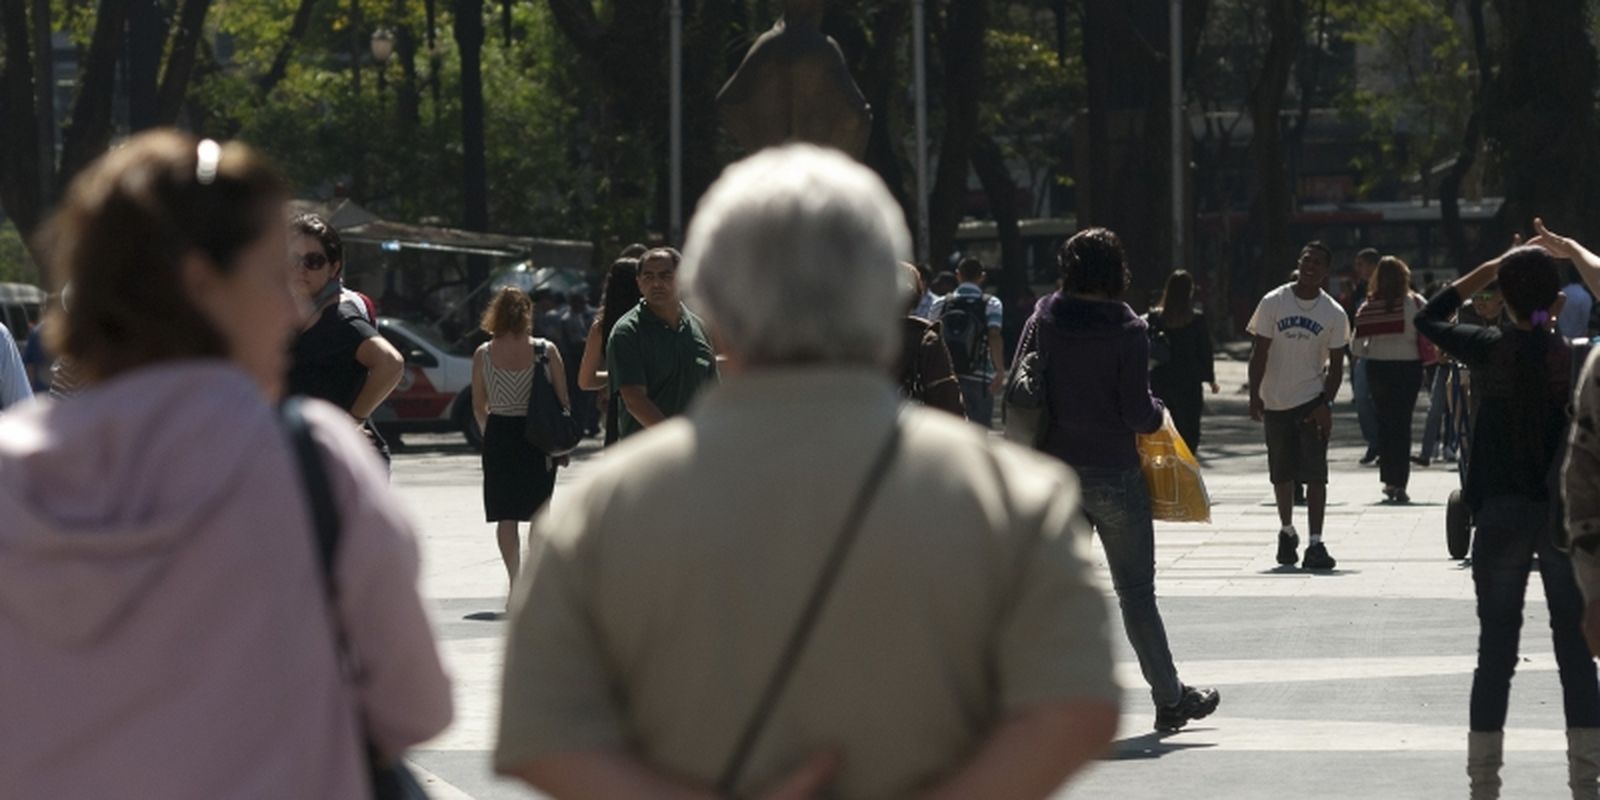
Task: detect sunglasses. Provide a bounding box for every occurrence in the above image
[292,252,330,271]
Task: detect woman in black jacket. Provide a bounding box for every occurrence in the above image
[1417,221,1600,798]
[1147,271,1218,453]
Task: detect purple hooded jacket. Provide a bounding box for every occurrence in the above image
[1016,292,1166,470]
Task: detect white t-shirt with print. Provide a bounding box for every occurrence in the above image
[1246,284,1353,411]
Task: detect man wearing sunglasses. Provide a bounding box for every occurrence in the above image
[286,214,404,466]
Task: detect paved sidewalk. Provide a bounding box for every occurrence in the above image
[391,359,1577,799]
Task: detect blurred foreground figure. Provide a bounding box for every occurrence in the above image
[0,131,450,797]
[496,144,1119,799]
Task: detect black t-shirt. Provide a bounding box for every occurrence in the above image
[289,300,379,412]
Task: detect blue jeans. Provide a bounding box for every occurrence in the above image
[1076,466,1184,707]
[1352,358,1378,454]
[1470,497,1600,731]
[958,376,994,429]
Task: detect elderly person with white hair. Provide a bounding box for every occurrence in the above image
[494,145,1120,800]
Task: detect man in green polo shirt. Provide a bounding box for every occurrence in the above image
[606,248,719,439]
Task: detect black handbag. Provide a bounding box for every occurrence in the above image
[281,398,431,800]
[1002,322,1052,450]
[524,341,582,455]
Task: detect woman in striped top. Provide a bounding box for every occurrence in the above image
[1352,255,1427,504]
[472,288,571,593]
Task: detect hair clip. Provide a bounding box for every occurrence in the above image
[195,139,221,186]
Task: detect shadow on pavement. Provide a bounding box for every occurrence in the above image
[1255,566,1362,577]
[1105,729,1219,760]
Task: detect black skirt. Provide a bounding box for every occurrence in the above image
[482,414,558,522]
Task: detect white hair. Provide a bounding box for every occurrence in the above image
[681,144,911,367]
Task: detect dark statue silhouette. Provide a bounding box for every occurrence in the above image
[715,0,872,159]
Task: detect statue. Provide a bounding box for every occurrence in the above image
[715,0,872,159]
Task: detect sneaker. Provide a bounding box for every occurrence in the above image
[1276,527,1299,566]
[1302,542,1337,570]
[1155,685,1221,732]
[1360,450,1379,466]
[1411,456,1430,468]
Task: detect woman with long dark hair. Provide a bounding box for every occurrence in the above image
[577,256,643,445]
[1352,256,1426,503]
[1419,224,1600,798]
[1147,271,1218,453]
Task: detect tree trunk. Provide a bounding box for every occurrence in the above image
[1484,0,1600,249]
[455,0,490,286]
[1079,0,1172,305]
[1244,0,1302,303]
[972,133,1025,304]
[29,0,53,209]
[155,0,213,126]
[57,0,128,194]
[0,0,45,244]
[396,22,422,128]
[257,0,318,96]
[1439,0,1488,274]
[126,0,166,131]
[846,3,911,230]
[927,0,989,267]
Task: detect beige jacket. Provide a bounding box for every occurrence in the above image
[1568,348,1600,598]
[495,366,1117,798]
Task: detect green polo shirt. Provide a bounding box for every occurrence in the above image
[606,301,719,439]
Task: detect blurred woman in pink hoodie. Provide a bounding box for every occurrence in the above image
[0,131,451,797]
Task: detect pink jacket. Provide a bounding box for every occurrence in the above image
[0,362,451,798]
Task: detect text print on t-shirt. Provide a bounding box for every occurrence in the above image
[1275,315,1326,338]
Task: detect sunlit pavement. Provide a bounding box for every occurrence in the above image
[392,359,1574,799]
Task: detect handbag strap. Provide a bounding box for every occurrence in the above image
[282,397,342,583]
[716,413,905,796]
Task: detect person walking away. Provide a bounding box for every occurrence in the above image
[0,131,450,797]
[1247,241,1352,570]
[496,144,1119,800]
[559,290,598,436]
[1352,256,1427,503]
[1420,221,1600,799]
[606,248,718,439]
[1350,248,1383,465]
[1147,271,1219,453]
[0,322,32,411]
[578,257,642,446]
[286,214,405,468]
[897,261,963,415]
[472,288,570,600]
[1015,228,1219,732]
[931,256,1005,427]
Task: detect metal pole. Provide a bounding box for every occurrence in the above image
[669,0,684,245]
[913,0,930,264]
[1170,0,1184,273]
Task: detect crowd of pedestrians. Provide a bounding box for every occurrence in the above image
[14,129,1600,799]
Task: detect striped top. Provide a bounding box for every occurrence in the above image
[1352,293,1424,361]
[480,339,542,416]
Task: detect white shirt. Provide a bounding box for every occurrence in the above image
[1247,284,1352,411]
[0,324,32,411]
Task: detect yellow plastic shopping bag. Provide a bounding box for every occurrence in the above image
[1136,413,1211,523]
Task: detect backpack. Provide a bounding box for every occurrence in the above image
[941,294,989,375]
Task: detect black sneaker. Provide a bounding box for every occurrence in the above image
[1302,542,1337,570]
[1276,527,1299,565]
[1155,685,1221,732]
[1360,450,1379,466]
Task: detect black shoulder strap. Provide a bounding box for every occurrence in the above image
[281,397,342,585]
[716,413,905,796]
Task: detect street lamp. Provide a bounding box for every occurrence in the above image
[371,28,395,94]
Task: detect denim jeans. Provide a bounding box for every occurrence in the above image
[1076,466,1184,707]
[958,376,994,429]
[1352,358,1378,454]
[1470,497,1600,731]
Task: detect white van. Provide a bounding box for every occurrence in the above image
[0,283,45,340]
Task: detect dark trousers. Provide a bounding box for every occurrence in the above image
[1366,359,1423,489]
[957,376,995,429]
[1470,498,1600,731]
[1154,380,1204,453]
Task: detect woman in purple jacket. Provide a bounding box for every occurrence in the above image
[1015,227,1219,732]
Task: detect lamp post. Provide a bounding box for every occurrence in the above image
[371,28,395,95]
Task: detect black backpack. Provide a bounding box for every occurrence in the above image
[941,294,989,375]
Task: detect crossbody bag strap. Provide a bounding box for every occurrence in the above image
[716,412,906,797]
[282,397,341,582]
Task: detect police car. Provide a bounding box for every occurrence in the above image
[372,317,482,448]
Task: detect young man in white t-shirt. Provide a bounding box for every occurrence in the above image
[1247,241,1353,570]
